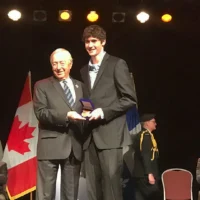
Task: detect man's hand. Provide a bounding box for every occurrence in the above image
[67,111,86,121]
[88,108,103,121]
[148,173,155,185]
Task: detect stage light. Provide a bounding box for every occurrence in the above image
[87,11,99,22]
[59,10,72,21]
[33,10,47,22]
[112,12,125,23]
[136,11,149,23]
[8,9,21,21]
[161,14,172,22]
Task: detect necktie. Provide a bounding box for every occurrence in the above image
[63,80,74,107]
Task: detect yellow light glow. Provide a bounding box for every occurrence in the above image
[87,11,99,22]
[60,11,70,20]
[161,14,172,22]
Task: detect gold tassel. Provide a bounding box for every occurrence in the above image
[140,130,148,151]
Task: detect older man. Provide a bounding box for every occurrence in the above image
[33,48,85,200]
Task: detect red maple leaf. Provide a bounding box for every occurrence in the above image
[7,115,36,155]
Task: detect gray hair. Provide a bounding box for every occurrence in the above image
[50,48,73,64]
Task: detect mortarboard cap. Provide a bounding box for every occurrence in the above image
[140,113,155,122]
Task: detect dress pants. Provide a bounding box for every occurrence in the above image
[84,140,123,200]
[36,153,81,200]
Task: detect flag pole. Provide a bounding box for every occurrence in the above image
[30,192,33,200]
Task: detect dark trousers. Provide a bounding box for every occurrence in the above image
[84,141,123,200]
[134,177,161,200]
[36,153,81,200]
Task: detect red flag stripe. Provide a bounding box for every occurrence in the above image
[7,157,37,199]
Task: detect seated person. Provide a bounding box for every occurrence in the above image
[0,141,8,200]
[0,141,3,161]
[196,158,200,200]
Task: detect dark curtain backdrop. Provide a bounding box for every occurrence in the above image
[0,3,200,199]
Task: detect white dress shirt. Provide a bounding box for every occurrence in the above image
[60,77,76,102]
[89,50,106,89]
[88,51,106,119]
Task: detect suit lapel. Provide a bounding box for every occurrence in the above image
[81,65,91,93]
[50,76,72,108]
[92,53,109,91]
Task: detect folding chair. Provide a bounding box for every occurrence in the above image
[162,168,193,200]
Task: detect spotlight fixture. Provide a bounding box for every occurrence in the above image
[59,10,72,21]
[8,9,21,21]
[136,11,149,23]
[33,10,47,22]
[87,11,99,22]
[161,13,172,23]
[112,12,126,23]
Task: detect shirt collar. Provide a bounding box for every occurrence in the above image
[61,77,71,84]
[144,128,153,134]
[88,50,106,67]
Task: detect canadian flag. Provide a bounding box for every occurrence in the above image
[3,72,38,199]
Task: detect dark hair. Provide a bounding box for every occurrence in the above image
[82,25,106,42]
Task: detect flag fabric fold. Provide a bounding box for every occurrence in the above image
[122,105,141,200]
[3,72,38,200]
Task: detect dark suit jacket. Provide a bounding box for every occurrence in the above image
[80,53,137,150]
[0,161,7,185]
[133,128,159,178]
[33,76,84,161]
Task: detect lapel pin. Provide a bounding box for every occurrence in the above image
[75,84,79,88]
